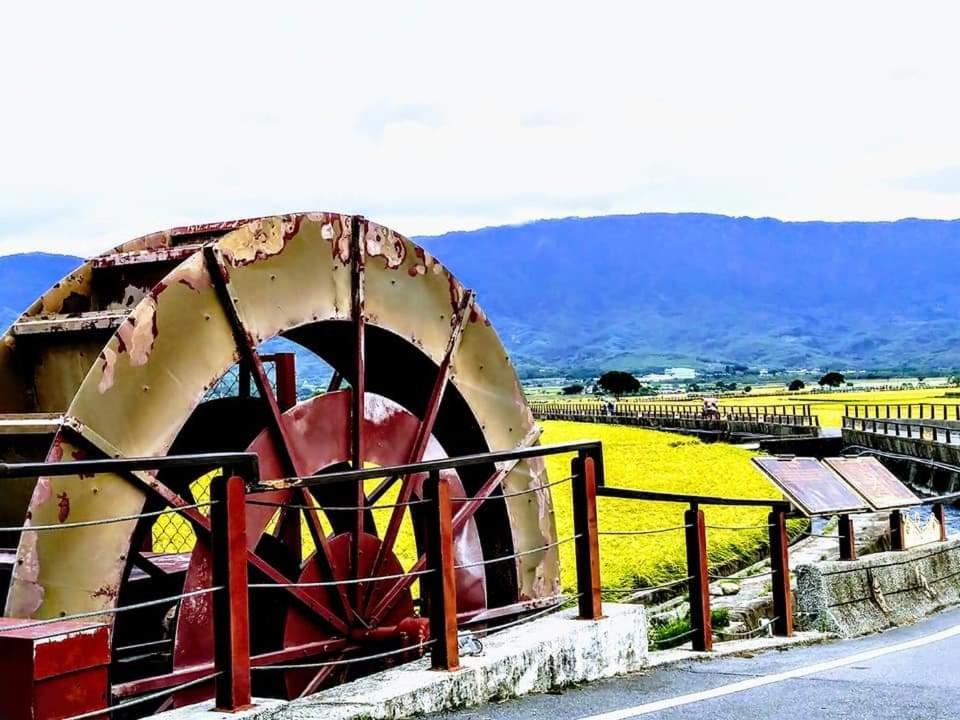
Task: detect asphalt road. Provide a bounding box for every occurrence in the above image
[435,606,960,720]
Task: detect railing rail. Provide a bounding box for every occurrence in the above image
[0,442,604,717]
[597,481,794,651]
[530,402,819,428]
[2,437,953,718]
[845,403,960,422]
[842,415,959,445]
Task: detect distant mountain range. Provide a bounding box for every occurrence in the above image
[417,214,960,377]
[2,213,959,380]
[0,253,83,330]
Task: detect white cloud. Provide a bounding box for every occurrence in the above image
[1,0,959,256]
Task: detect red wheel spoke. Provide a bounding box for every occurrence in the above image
[349,215,366,604]
[358,291,474,618]
[144,471,349,635]
[299,487,354,623]
[68,401,352,637]
[366,474,399,506]
[203,246,302,475]
[205,246,352,614]
[297,662,341,698]
[327,370,343,393]
[274,504,303,566]
[367,427,539,626]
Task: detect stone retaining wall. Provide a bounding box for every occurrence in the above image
[157,604,648,720]
[796,538,960,637]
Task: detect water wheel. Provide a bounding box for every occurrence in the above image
[0,213,560,709]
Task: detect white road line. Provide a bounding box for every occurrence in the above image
[578,622,960,720]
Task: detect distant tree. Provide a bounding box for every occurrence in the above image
[561,383,584,395]
[597,370,641,397]
[743,385,752,393]
[788,379,805,391]
[818,371,845,387]
[949,375,960,387]
[917,376,926,384]
[688,383,701,392]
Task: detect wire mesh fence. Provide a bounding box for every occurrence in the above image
[152,359,285,552]
[151,473,215,552]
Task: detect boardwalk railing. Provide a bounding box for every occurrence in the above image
[595,483,794,650]
[843,416,960,445]
[1,440,951,717]
[0,442,604,717]
[846,403,960,422]
[533,402,819,428]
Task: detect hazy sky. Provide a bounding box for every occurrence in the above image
[2,1,959,256]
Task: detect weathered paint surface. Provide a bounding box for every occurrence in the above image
[4,211,557,641]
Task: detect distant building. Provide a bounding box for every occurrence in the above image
[640,367,696,382]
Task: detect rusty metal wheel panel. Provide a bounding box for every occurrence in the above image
[2,212,560,698]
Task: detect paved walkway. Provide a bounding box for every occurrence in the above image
[435,606,960,720]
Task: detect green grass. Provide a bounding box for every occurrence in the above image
[649,608,730,649]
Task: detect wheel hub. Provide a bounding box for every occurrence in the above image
[171,390,487,704]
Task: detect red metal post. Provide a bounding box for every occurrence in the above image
[768,509,793,637]
[572,452,603,620]
[211,474,252,710]
[350,215,367,601]
[424,468,459,670]
[839,513,857,561]
[933,503,948,542]
[271,352,297,411]
[684,505,712,651]
[889,509,905,551]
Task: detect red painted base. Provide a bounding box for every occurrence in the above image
[0,618,110,720]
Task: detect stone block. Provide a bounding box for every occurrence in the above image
[796,537,960,636]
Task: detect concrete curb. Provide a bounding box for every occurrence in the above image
[646,630,830,670]
[157,603,647,720]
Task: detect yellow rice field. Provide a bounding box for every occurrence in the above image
[715,387,960,428]
[534,387,960,429]
[155,421,785,598]
[540,420,782,593]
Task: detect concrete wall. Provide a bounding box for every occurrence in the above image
[156,604,648,720]
[796,538,960,637]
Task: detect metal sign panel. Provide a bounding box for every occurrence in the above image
[823,457,920,511]
[752,457,870,517]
